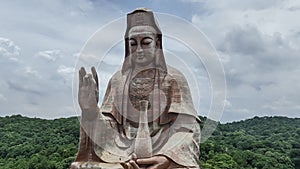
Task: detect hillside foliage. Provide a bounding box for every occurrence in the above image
[0,115,299,169]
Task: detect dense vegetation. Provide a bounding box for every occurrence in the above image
[0,115,298,169]
[199,116,300,169]
[0,115,79,169]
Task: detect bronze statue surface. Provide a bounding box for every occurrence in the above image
[71,8,201,169]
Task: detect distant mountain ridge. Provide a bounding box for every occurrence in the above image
[0,115,299,169]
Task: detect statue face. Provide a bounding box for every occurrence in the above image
[128,26,157,68]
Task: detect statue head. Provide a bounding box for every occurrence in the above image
[128,25,158,69]
[121,8,167,74]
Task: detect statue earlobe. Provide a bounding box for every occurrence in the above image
[155,37,160,48]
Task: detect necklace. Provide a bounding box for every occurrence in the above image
[129,69,156,110]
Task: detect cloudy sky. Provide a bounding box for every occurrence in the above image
[0,0,299,123]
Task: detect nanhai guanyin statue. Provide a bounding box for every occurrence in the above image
[71,8,201,169]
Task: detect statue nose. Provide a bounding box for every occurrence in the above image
[137,44,143,53]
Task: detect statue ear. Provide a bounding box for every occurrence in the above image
[155,37,160,48]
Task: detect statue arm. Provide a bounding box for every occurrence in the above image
[74,67,102,163]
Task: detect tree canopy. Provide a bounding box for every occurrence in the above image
[0,115,298,169]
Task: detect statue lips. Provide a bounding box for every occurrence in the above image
[136,54,146,61]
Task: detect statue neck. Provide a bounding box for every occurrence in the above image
[132,62,156,75]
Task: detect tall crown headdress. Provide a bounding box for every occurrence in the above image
[124,8,162,38]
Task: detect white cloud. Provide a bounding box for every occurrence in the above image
[77,53,100,65]
[36,50,62,62]
[187,0,300,122]
[24,66,40,78]
[191,0,300,46]
[224,99,232,108]
[0,37,20,61]
[57,65,75,82]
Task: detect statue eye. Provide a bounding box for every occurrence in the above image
[129,39,137,46]
[142,38,153,45]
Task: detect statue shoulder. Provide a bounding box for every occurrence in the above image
[166,65,188,84]
[166,65,181,75]
[108,70,123,84]
[111,70,122,79]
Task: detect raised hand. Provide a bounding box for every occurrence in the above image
[78,66,99,120]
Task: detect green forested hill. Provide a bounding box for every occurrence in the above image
[200,116,300,169]
[0,115,299,169]
[0,115,79,168]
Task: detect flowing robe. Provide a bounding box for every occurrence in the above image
[93,66,201,168]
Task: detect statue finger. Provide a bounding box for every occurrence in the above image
[87,74,94,87]
[146,165,159,169]
[91,67,99,102]
[120,162,127,169]
[83,74,89,86]
[79,67,86,87]
[79,70,82,87]
[120,162,129,169]
[137,158,155,165]
[91,66,99,90]
[89,75,96,89]
[129,160,140,169]
[131,153,137,161]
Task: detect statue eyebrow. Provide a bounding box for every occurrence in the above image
[129,33,155,40]
[129,32,156,36]
[129,38,137,41]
